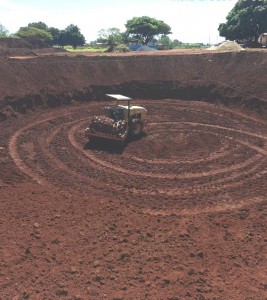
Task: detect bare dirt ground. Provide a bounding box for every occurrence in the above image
[0,49,266,300]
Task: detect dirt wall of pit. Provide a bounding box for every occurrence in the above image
[0,51,266,121]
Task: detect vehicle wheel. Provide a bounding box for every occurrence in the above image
[130,119,143,136]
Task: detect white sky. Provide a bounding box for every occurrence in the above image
[0,0,237,44]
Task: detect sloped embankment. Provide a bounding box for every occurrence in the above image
[0,51,266,121]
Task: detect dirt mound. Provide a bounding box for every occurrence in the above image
[0,37,50,49]
[0,38,32,48]
[0,37,65,57]
[208,40,244,52]
[136,45,158,51]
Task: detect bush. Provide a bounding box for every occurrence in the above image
[112,44,130,53]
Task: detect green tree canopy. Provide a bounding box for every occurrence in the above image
[15,22,85,47]
[28,21,48,31]
[158,35,173,49]
[218,0,267,42]
[125,16,171,45]
[56,30,66,47]
[65,24,85,48]
[97,28,123,51]
[0,23,9,38]
[25,22,62,45]
[48,27,61,45]
[15,27,52,41]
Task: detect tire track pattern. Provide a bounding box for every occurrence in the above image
[9,100,267,214]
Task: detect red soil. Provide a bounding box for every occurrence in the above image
[0,50,266,300]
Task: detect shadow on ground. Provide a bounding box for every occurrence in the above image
[83,133,147,154]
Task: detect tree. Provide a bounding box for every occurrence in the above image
[125,16,171,45]
[158,35,173,49]
[28,21,48,31]
[97,28,123,51]
[48,27,61,45]
[0,23,9,38]
[218,0,267,42]
[57,30,68,47]
[65,24,85,48]
[15,27,52,41]
[26,22,62,45]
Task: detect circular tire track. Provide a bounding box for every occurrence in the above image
[9,100,267,215]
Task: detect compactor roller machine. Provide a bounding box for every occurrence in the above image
[85,94,147,144]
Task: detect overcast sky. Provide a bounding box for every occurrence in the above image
[0,0,237,44]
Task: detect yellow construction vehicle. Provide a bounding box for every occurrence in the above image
[85,94,147,143]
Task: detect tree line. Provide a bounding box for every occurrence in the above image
[1,1,266,49]
[0,21,86,49]
[96,17,173,51]
[0,17,172,49]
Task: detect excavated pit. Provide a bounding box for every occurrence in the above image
[0,51,266,120]
[0,50,266,299]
